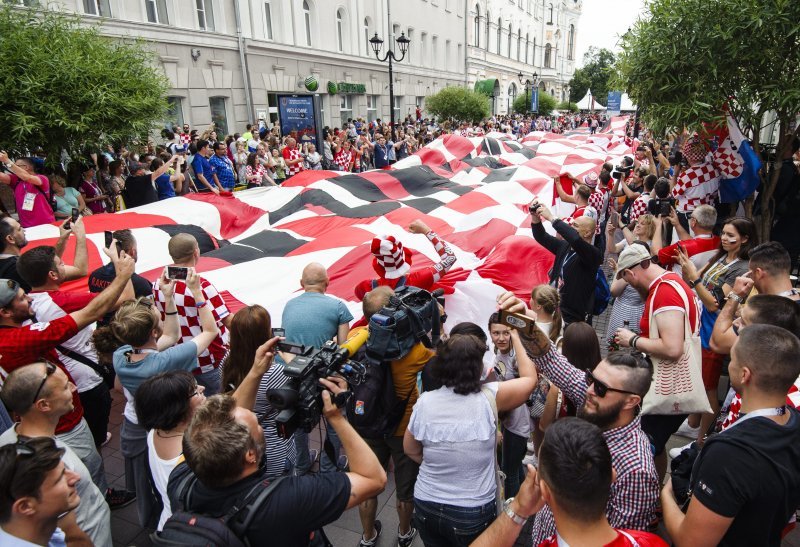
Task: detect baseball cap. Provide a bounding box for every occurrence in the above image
[614,244,654,279]
[0,279,20,308]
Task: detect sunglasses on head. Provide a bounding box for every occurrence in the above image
[30,361,58,407]
[584,368,640,398]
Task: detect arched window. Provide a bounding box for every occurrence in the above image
[496,18,502,54]
[507,25,512,58]
[525,33,529,63]
[508,82,518,112]
[363,17,371,56]
[473,4,480,47]
[548,3,553,24]
[517,33,523,61]
[567,24,575,60]
[544,43,551,68]
[336,9,344,52]
[302,0,312,46]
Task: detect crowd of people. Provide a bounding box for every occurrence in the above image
[0,114,799,547]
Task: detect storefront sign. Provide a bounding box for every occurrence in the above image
[337,82,366,94]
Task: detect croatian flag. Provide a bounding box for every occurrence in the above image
[714,115,762,203]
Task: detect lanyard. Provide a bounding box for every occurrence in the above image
[778,289,799,298]
[124,347,158,362]
[725,406,786,431]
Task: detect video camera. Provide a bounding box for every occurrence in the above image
[651,196,677,217]
[266,330,368,439]
[611,164,634,180]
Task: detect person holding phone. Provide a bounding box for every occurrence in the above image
[50,176,88,220]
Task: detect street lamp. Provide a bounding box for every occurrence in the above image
[370,18,409,141]
[518,71,538,114]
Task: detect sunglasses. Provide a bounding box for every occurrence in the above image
[31,361,58,407]
[584,369,640,398]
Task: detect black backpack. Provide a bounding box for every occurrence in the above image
[151,465,285,547]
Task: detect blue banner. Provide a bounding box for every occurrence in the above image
[531,89,539,113]
[277,95,318,147]
[607,91,622,116]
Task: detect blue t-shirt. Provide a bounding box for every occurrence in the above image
[192,154,215,187]
[373,142,390,168]
[113,342,198,394]
[155,173,175,200]
[281,292,354,349]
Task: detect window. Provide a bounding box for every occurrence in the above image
[407,29,415,63]
[302,0,312,46]
[445,39,450,70]
[473,4,480,47]
[367,95,378,122]
[421,32,428,66]
[209,97,228,135]
[363,17,371,55]
[6,0,39,6]
[485,11,490,50]
[145,0,168,24]
[548,2,553,24]
[165,97,185,130]
[518,34,523,61]
[336,9,344,52]
[196,0,214,31]
[393,96,401,122]
[432,36,438,68]
[567,24,575,60]
[84,0,111,16]
[264,2,273,40]
[496,18,501,54]
[533,37,536,65]
[544,43,551,68]
[457,43,462,68]
[340,95,353,121]
[508,83,517,112]
[507,25,512,58]
[392,23,401,51]
[525,34,529,63]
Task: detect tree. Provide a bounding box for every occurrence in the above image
[568,47,615,105]
[612,0,800,239]
[556,101,579,113]
[0,5,170,165]
[513,91,556,115]
[426,87,490,123]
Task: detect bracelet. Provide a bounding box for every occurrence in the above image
[689,278,702,288]
[165,311,178,316]
[195,301,207,309]
[630,335,640,349]
[727,293,745,305]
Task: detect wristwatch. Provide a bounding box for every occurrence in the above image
[727,293,745,305]
[502,497,529,525]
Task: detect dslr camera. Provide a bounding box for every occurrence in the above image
[651,196,677,217]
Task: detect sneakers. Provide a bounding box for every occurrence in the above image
[398,526,418,547]
[105,488,136,510]
[101,432,113,447]
[674,418,700,439]
[309,448,320,463]
[359,520,382,547]
[668,441,694,460]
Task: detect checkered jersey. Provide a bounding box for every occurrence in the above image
[179,133,191,144]
[152,277,230,373]
[283,147,304,176]
[721,376,800,430]
[333,149,353,172]
[588,189,609,234]
[672,162,719,212]
[531,347,659,544]
[629,193,651,224]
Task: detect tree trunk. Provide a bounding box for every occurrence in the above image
[759,120,800,241]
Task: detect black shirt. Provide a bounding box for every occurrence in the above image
[167,463,351,547]
[691,407,800,546]
[88,263,152,325]
[123,175,158,208]
[0,255,31,293]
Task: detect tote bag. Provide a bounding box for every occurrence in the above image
[642,278,711,415]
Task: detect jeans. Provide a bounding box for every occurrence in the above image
[294,429,312,475]
[319,421,344,473]
[501,428,527,498]
[196,367,221,396]
[414,498,496,547]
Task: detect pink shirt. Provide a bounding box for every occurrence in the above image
[9,173,55,227]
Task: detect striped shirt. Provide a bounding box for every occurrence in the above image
[251,360,297,477]
[530,347,659,544]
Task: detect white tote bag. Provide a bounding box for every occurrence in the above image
[642,278,712,415]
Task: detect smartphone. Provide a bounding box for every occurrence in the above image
[104,231,113,249]
[272,328,285,338]
[166,266,189,280]
[277,341,306,355]
[71,208,79,223]
[498,309,538,338]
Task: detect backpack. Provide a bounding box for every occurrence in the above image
[592,268,611,316]
[151,465,285,547]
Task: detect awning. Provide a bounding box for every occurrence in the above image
[474,79,499,96]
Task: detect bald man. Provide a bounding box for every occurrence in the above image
[529,198,603,325]
[282,262,354,474]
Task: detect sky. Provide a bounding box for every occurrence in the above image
[575,0,647,67]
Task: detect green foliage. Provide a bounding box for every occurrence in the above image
[612,0,800,137]
[513,91,557,115]
[512,93,529,114]
[0,5,170,164]
[557,101,579,113]
[426,86,490,123]
[568,47,615,105]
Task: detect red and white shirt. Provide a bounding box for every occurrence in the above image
[152,277,230,373]
[722,376,800,430]
[629,192,652,224]
[539,529,667,547]
[588,187,610,234]
[179,132,192,144]
[283,147,305,177]
[29,290,103,393]
[657,234,720,274]
[672,162,719,212]
[640,272,699,338]
[569,205,598,223]
[333,149,354,172]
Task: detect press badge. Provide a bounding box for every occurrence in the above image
[21,192,36,211]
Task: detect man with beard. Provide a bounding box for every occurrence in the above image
[495,290,659,544]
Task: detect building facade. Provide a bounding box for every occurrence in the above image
[19,0,578,131]
[467,0,581,115]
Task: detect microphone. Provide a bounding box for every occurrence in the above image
[338,327,369,358]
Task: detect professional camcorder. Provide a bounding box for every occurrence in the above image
[611,164,635,180]
[266,329,369,439]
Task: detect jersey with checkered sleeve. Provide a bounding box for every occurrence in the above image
[629,192,651,224]
[152,278,230,373]
[283,147,304,177]
[672,163,719,212]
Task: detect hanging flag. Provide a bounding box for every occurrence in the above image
[714,115,762,203]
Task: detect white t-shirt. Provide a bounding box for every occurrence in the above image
[147,429,183,531]
[494,349,532,437]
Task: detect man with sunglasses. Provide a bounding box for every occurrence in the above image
[0,437,86,547]
[495,291,659,545]
[0,362,112,546]
[0,245,134,504]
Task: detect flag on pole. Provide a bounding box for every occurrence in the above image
[714,115,762,203]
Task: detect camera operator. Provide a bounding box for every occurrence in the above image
[652,204,719,276]
[529,198,602,325]
[165,384,387,546]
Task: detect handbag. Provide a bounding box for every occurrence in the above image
[481,386,506,516]
[641,278,711,415]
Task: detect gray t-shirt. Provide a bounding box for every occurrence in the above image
[0,427,111,547]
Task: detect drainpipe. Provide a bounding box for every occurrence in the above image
[234,0,255,122]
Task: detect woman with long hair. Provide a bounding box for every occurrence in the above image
[529,284,563,344]
[404,331,537,546]
[220,305,296,477]
[677,216,757,447]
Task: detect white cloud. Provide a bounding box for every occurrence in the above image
[575,0,647,66]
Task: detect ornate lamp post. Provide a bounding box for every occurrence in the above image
[369,19,410,141]
[518,71,539,114]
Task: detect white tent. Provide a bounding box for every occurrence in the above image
[576,89,607,111]
[620,93,637,112]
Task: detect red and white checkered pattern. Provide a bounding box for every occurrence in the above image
[672,162,719,212]
[722,376,800,430]
[629,193,651,224]
[179,133,191,144]
[333,149,353,171]
[713,139,745,179]
[284,147,304,177]
[371,235,412,280]
[152,277,230,373]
